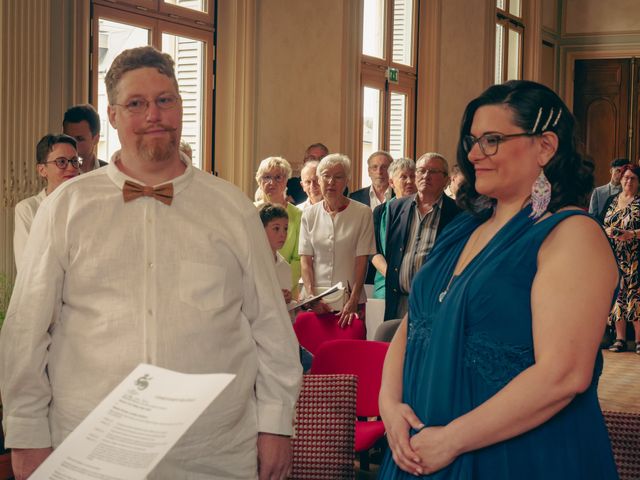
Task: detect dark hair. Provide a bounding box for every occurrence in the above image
[611,157,629,168]
[456,80,593,214]
[36,134,77,165]
[258,202,289,227]
[105,46,178,104]
[304,143,329,161]
[620,164,640,178]
[63,104,101,136]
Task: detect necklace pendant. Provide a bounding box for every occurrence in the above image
[438,290,447,303]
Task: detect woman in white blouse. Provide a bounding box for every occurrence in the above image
[299,154,376,327]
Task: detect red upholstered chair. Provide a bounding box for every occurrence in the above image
[290,374,358,479]
[310,339,390,470]
[294,311,366,355]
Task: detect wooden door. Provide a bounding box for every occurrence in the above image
[573,59,630,187]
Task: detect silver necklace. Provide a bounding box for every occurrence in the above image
[438,227,484,303]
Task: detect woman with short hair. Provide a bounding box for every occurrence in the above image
[298,154,375,327]
[255,156,301,294]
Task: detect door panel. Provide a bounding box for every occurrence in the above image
[574,59,630,187]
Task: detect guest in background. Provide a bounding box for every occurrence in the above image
[445,164,464,199]
[62,104,106,173]
[258,202,293,305]
[287,143,329,204]
[382,152,460,320]
[589,157,629,218]
[379,80,618,479]
[371,157,417,299]
[298,153,375,328]
[296,160,322,211]
[603,165,640,354]
[255,156,302,295]
[14,134,80,269]
[179,139,193,160]
[350,150,394,209]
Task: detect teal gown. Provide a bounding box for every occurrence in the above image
[379,206,618,479]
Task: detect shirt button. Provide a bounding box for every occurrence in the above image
[147,309,153,316]
[148,262,154,268]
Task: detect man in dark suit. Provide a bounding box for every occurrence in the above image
[350,150,394,208]
[383,152,460,320]
[350,151,394,285]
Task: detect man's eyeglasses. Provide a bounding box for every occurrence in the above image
[112,94,181,114]
[261,174,286,183]
[462,132,537,157]
[416,168,446,177]
[43,156,82,169]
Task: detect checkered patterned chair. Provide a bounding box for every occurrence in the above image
[603,410,640,480]
[290,374,358,479]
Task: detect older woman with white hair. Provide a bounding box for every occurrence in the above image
[255,156,302,294]
[298,154,376,328]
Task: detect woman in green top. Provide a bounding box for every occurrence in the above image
[372,157,417,298]
[255,156,302,296]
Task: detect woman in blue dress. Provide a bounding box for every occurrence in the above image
[378,80,619,479]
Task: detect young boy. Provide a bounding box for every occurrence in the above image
[258,203,292,304]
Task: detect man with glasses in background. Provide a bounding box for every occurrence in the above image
[383,152,460,321]
[286,142,329,204]
[13,133,80,269]
[63,103,107,173]
[1,46,301,480]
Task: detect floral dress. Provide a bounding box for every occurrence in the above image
[604,194,640,323]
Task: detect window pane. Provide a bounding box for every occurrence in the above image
[362,86,382,187]
[162,33,206,169]
[162,0,208,13]
[388,92,406,159]
[495,24,504,84]
[509,0,521,17]
[392,0,414,66]
[507,28,521,80]
[496,0,505,10]
[363,0,385,58]
[97,19,150,163]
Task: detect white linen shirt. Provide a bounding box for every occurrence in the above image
[0,158,302,479]
[13,188,46,269]
[299,200,375,303]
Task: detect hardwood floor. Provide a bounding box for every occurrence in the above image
[599,349,640,412]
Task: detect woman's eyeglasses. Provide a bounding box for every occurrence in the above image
[462,132,537,157]
[43,156,82,169]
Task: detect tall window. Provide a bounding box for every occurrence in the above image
[360,0,417,187]
[495,0,524,84]
[91,0,215,171]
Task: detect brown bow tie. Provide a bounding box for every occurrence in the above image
[122,180,174,206]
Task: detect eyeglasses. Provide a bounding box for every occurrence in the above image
[112,94,181,114]
[42,156,82,169]
[261,174,286,183]
[321,173,347,183]
[462,132,537,157]
[416,168,446,177]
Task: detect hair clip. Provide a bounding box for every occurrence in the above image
[531,107,543,133]
[552,109,562,127]
[541,108,554,132]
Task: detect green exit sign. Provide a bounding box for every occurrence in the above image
[387,67,399,84]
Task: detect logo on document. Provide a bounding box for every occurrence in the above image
[135,373,152,391]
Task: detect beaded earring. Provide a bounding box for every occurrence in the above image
[530,169,551,219]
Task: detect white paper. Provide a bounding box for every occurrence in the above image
[288,281,344,311]
[31,363,235,480]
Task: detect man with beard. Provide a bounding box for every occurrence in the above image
[383,152,460,321]
[0,46,301,480]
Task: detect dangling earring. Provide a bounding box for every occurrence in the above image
[530,169,551,220]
